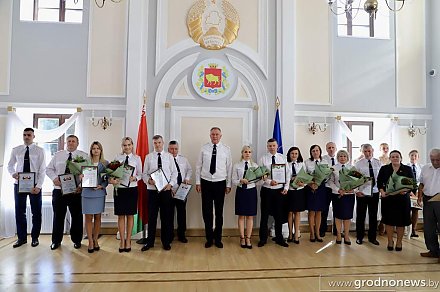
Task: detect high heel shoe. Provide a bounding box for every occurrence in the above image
[395,243,402,251]
[93,240,100,251]
[293,238,300,244]
[336,235,342,244]
[125,240,131,252]
[387,241,394,251]
[316,238,324,243]
[246,236,252,249]
[240,237,246,248]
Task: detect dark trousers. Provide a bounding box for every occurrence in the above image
[14,184,42,241]
[356,192,379,241]
[259,187,285,243]
[171,197,187,239]
[201,179,226,243]
[147,189,172,247]
[51,189,83,244]
[320,188,337,235]
[422,196,440,256]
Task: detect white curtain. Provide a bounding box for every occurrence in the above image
[0,111,82,238]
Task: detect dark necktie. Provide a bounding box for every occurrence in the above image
[291,162,297,176]
[157,153,162,169]
[65,152,72,174]
[315,160,319,165]
[412,164,417,180]
[331,157,335,166]
[243,161,248,189]
[368,160,375,193]
[209,144,217,175]
[23,146,30,172]
[271,155,276,165]
[342,164,345,169]
[174,157,182,185]
[124,155,129,165]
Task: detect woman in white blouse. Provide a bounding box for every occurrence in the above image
[110,137,143,253]
[328,150,355,245]
[232,146,258,249]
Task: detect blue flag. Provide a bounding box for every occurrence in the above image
[273,108,283,153]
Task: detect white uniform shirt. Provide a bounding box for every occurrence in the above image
[171,154,192,189]
[322,154,336,167]
[354,157,381,195]
[195,142,232,187]
[406,162,423,183]
[8,143,46,189]
[419,164,440,197]
[46,149,88,189]
[287,161,305,190]
[259,152,288,191]
[232,160,258,189]
[327,163,353,194]
[143,150,177,190]
[114,153,143,188]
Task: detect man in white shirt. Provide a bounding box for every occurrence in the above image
[8,128,46,248]
[320,141,337,237]
[196,127,232,248]
[168,140,192,243]
[46,135,88,250]
[407,149,423,238]
[141,135,177,251]
[354,144,381,246]
[258,138,289,248]
[418,148,440,261]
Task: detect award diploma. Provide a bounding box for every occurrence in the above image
[149,168,169,192]
[18,172,35,193]
[174,183,191,201]
[81,166,98,188]
[59,174,77,195]
[120,164,135,187]
[271,164,286,184]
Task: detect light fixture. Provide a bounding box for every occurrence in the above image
[326,0,405,16]
[95,0,123,9]
[308,122,327,135]
[91,110,113,130]
[408,121,427,138]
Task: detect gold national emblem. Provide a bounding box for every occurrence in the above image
[187,0,240,50]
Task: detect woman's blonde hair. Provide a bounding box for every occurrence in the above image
[240,145,254,163]
[121,137,134,154]
[89,141,106,163]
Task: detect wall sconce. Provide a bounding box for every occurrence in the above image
[308,122,327,135]
[91,110,113,130]
[408,121,427,137]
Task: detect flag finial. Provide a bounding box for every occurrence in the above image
[275,96,280,109]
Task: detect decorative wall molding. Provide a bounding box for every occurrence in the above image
[0,0,12,95]
[230,78,252,102]
[172,76,194,100]
[227,54,269,156]
[170,106,253,145]
[155,0,269,78]
[154,53,200,135]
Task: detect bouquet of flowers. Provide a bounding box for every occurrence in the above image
[312,163,333,185]
[290,167,314,189]
[244,166,269,183]
[339,167,371,191]
[103,160,124,180]
[66,155,88,175]
[385,173,418,196]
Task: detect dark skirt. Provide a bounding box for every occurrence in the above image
[381,193,411,227]
[306,184,327,211]
[235,186,257,216]
[114,187,138,215]
[288,188,307,212]
[333,193,355,220]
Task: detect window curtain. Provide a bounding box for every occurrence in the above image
[0,111,82,238]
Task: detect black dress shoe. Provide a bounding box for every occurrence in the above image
[387,245,394,251]
[88,248,94,253]
[215,241,223,248]
[257,241,266,247]
[344,240,351,245]
[178,237,188,243]
[141,244,152,251]
[410,233,419,238]
[293,239,300,244]
[395,246,402,251]
[50,243,60,250]
[205,241,213,248]
[94,245,100,251]
[119,248,125,253]
[356,239,363,245]
[369,239,380,246]
[310,238,316,242]
[336,240,342,244]
[287,238,294,243]
[73,243,82,249]
[316,238,324,243]
[31,240,39,247]
[125,247,131,252]
[13,239,27,248]
[276,240,289,247]
[163,245,171,251]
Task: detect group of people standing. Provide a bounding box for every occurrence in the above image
[7,127,440,264]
